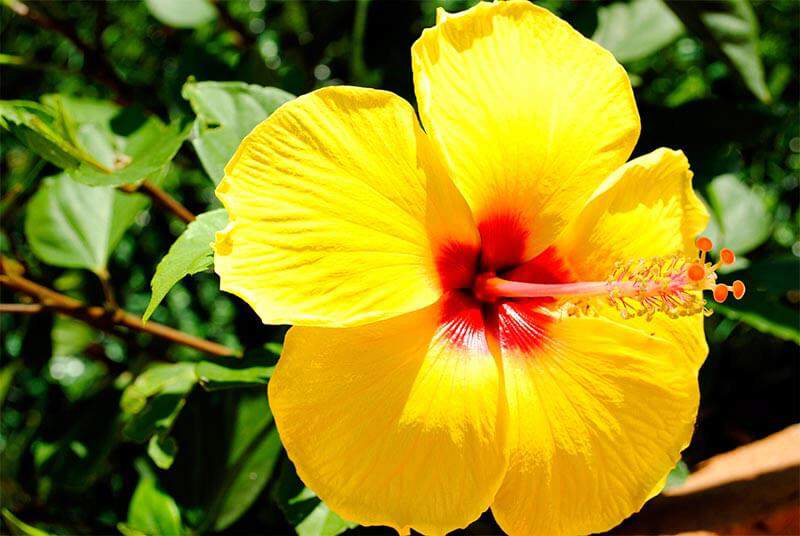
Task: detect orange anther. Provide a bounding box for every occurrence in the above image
[720,248,735,265]
[687,263,706,282]
[732,280,746,299]
[696,236,713,252]
[713,284,729,303]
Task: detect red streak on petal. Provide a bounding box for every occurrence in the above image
[500,246,575,307]
[477,212,530,271]
[437,291,489,352]
[492,299,553,353]
[435,241,480,290]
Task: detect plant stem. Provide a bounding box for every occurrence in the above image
[120,180,196,224]
[0,265,236,357]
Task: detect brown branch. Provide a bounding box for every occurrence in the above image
[0,267,236,357]
[0,303,43,314]
[611,425,800,535]
[3,0,138,107]
[120,180,196,224]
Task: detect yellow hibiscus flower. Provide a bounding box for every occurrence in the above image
[213,1,745,534]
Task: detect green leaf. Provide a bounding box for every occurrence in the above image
[69,119,190,187]
[713,256,800,344]
[592,0,684,63]
[182,80,294,183]
[195,352,275,391]
[51,316,96,356]
[272,459,356,536]
[144,0,217,29]
[24,173,149,272]
[664,459,690,490]
[143,208,228,322]
[1,509,49,536]
[148,435,179,470]
[126,469,183,536]
[0,361,22,408]
[704,174,772,255]
[665,0,771,103]
[210,391,281,531]
[2,96,189,187]
[0,100,98,170]
[121,362,197,443]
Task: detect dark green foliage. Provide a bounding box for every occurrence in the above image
[0,1,797,534]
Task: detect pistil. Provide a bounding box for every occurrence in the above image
[473,237,746,320]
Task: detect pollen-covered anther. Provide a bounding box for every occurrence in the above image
[471,237,745,321]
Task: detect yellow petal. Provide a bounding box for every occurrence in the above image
[556,147,710,367]
[558,148,709,278]
[215,86,477,327]
[412,0,640,267]
[269,293,508,535]
[491,311,700,536]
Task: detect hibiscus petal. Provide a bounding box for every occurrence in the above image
[215,86,477,327]
[269,292,508,535]
[556,147,710,367]
[411,0,640,266]
[491,308,700,536]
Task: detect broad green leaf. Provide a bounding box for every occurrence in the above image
[2,96,189,187]
[144,0,217,28]
[24,173,149,272]
[121,362,197,442]
[592,0,684,63]
[143,208,228,322]
[0,100,98,170]
[666,0,771,103]
[714,256,800,344]
[70,119,190,187]
[272,459,356,536]
[210,391,281,531]
[704,174,772,255]
[182,80,294,183]
[1,509,49,536]
[126,470,183,536]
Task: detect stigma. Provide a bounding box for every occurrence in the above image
[473,237,746,320]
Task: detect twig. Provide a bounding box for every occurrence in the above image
[120,180,196,224]
[96,268,119,310]
[0,303,43,314]
[3,0,138,107]
[0,267,236,357]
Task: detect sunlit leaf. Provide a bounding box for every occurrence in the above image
[1,509,49,536]
[0,100,97,170]
[704,174,772,255]
[666,0,771,103]
[148,434,178,470]
[124,466,183,536]
[144,0,218,29]
[593,0,684,63]
[182,80,294,183]
[24,173,149,272]
[2,96,189,187]
[664,459,690,490]
[143,208,228,322]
